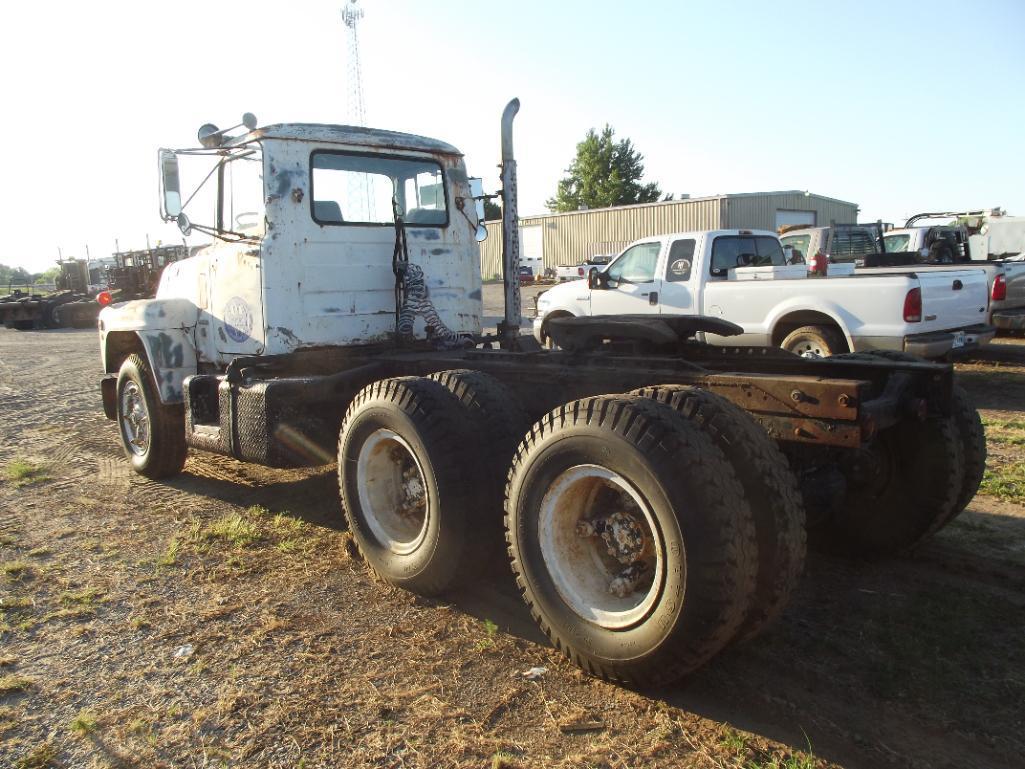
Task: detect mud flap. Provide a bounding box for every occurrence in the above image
[100,375,117,420]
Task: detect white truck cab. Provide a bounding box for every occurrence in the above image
[100,120,485,404]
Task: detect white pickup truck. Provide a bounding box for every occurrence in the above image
[880,226,1025,332]
[554,255,612,282]
[533,229,995,358]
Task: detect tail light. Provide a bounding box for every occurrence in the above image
[97,291,113,306]
[903,287,922,322]
[992,273,1007,301]
[809,251,828,276]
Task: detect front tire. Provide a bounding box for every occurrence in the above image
[505,395,757,685]
[116,353,186,479]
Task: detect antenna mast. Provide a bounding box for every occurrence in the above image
[342,0,366,127]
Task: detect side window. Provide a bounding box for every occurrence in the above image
[780,234,810,264]
[666,239,695,282]
[605,242,661,284]
[710,236,785,277]
[310,152,448,226]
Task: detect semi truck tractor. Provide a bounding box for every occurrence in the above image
[96,101,985,685]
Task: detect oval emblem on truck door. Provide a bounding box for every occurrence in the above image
[223,297,253,343]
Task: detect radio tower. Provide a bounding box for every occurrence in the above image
[342,0,366,126]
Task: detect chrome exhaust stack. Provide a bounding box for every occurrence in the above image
[498,98,522,347]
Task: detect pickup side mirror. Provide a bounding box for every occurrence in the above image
[588,269,608,290]
[159,149,182,220]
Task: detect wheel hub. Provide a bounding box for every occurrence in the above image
[356,429,430,555]
[539,465,664,629]
[120,381,150,455]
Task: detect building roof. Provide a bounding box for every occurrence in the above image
[234,123,462,156]
[517,190,857,222]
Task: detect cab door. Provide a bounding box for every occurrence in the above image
[589,241,663,315]
[657,237,698,315]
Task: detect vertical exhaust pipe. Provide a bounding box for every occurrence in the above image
[498,98,521,346]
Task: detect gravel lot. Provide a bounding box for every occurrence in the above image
[1,321,1023,769]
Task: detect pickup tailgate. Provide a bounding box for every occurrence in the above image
[915,268,989,332]
[997,261,1025,309]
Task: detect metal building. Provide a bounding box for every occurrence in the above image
[479,190,858,280]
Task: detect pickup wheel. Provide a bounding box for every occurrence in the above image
[505,395,757,685]
[780,325,846,358]
[633,385,806,644]
[116,353,187,479]
[338,377,489,596]
[819,415,963,555]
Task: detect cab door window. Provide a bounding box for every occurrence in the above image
[605,242,661,284]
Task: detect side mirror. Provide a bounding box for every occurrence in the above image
[468,177,486,223]
[159,150,182,220]
[588,270,604,290]
[177,212,193,237]
[475,223,488,243]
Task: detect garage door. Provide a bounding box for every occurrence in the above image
[519,225,543,273]
[776,210,816,229]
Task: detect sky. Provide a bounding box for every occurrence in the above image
[2,0,1023,272]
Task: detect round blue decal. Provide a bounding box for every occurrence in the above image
[223,297,253,343]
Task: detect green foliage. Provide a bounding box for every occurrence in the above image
[483,199,502,221]
[547,125,662,213]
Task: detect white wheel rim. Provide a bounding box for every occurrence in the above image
[356,429,430,555]
[538,464,665,630]
[120,381,150,456]
[793,340,826,358]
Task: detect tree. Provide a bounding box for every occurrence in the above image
[547,125,662,213]
[483,199,502,221]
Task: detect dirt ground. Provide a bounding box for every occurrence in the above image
[1,320,1024,769]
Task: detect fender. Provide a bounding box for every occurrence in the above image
[99,298,199,404]
[536,279,592,324]
[764,296,855,350]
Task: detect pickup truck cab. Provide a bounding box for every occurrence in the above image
[534,229,994,357]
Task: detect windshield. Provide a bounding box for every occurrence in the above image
[884,234,911,252]
[710,236,784,277]
[311,152,448,226]
[172,147,265,242]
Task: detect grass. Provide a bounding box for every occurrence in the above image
[69,710,98,736]
[2,560,32,579]
[0,674,32,694]
[200,512,261,548]
[720,727,748,754]
[982,415,1025,446]
[15,743,58,769]
[474,618,499,652]
[4,459,49,487]
[59,587,103,607]
[980,461,1025,504]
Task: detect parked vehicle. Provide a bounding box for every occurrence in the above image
[534,229,993,358]
[879,213,1025,331]
[555,254,613,282]
[97,101,986,686]
[779,223,917,268]
[0,260,101,330]
[518,264,534,283]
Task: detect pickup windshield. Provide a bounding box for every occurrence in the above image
[710,236,784,277]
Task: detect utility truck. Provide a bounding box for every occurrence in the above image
[534,231,993,358]
[97,102,986,685]
[881,212,1025,331]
